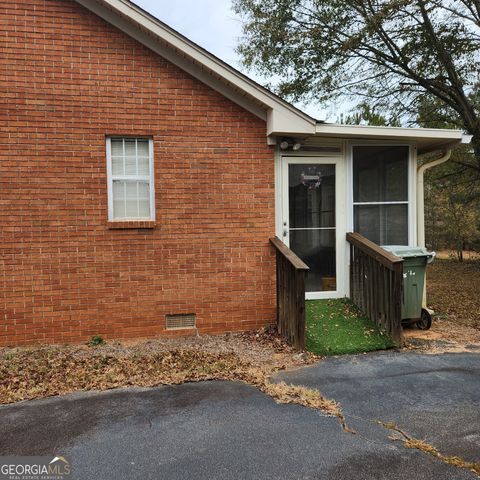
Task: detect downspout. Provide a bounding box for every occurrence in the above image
[416,148,452,310]
[417,148,452,248]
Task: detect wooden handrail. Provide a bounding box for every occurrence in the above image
[270,236,308,349]
[270,237,309,271]
[346,232,403,270]
[347,232,403,346]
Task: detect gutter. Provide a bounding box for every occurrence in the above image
[415,132,473,310]
[416,148,453,249]
[416,148,453,311]
[416,133,472,248]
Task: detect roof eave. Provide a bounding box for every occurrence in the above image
[313,123,470,154]
[75,0,317,135]
[73,0,471,147]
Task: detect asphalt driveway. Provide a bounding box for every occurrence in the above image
[0,352,478,479]
[277,351,480,464]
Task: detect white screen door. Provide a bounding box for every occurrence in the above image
[282,157,344,298]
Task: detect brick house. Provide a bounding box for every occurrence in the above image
[1,0,470,347]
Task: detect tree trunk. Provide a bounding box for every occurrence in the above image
[470,133,480,172]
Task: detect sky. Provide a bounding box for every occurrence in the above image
[131,0,328,120]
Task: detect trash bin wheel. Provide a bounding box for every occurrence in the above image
[417,309,432,330]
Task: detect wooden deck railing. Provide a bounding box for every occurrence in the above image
[347,232,404,346]
[270,237,309,350]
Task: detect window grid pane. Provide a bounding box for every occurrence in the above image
[110,138,152,220]
[353,146,409,203]
[353,146,409,245]
[354,204,408,245]
[112,180,151,219]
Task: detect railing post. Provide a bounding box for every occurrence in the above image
[294,269,306,350]
[275,250,281,335]
[270,237,309,350]
[392,262,404,346]
[349,243,354,300]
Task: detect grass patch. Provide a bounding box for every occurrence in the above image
[306,299,394,356]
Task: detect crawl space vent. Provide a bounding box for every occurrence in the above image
[165,314,196,330]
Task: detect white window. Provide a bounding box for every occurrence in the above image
[106,137,155,221]
[353,146,409,245]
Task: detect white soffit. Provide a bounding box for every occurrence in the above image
[314,124,470,154]
[74,0,317,136]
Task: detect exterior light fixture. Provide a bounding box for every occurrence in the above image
[279,137,302,151]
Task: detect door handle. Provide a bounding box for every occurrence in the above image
[283,229,288,237]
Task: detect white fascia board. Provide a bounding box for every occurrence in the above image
[75,0,316,135]
[267,109,317,137]
[315,123,467,152]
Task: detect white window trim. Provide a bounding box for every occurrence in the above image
[106,137,156,221]
[347,141,416,247]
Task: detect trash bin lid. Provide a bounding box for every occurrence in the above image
[382,245,435,260]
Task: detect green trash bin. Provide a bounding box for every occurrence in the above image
[382,246,436,330]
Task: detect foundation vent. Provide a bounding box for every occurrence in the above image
[165,314,196,330]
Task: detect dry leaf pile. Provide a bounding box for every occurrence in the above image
[0,347,249,404]
[0,330,349,429]
[427,256,480,330]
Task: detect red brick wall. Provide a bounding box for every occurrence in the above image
[0,0,276,346]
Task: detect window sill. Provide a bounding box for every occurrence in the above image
[107,220,156,230]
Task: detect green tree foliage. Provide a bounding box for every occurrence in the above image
[425,175,480,261]
[417,96,480,257]
[233,0,480,172]
[424,149,480,259]
[342,102,401,126]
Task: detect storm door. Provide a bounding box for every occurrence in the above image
[282,158,337,294]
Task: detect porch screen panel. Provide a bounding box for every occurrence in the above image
[353,146,409,245]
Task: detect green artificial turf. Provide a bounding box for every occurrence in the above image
[305,299,395,356]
